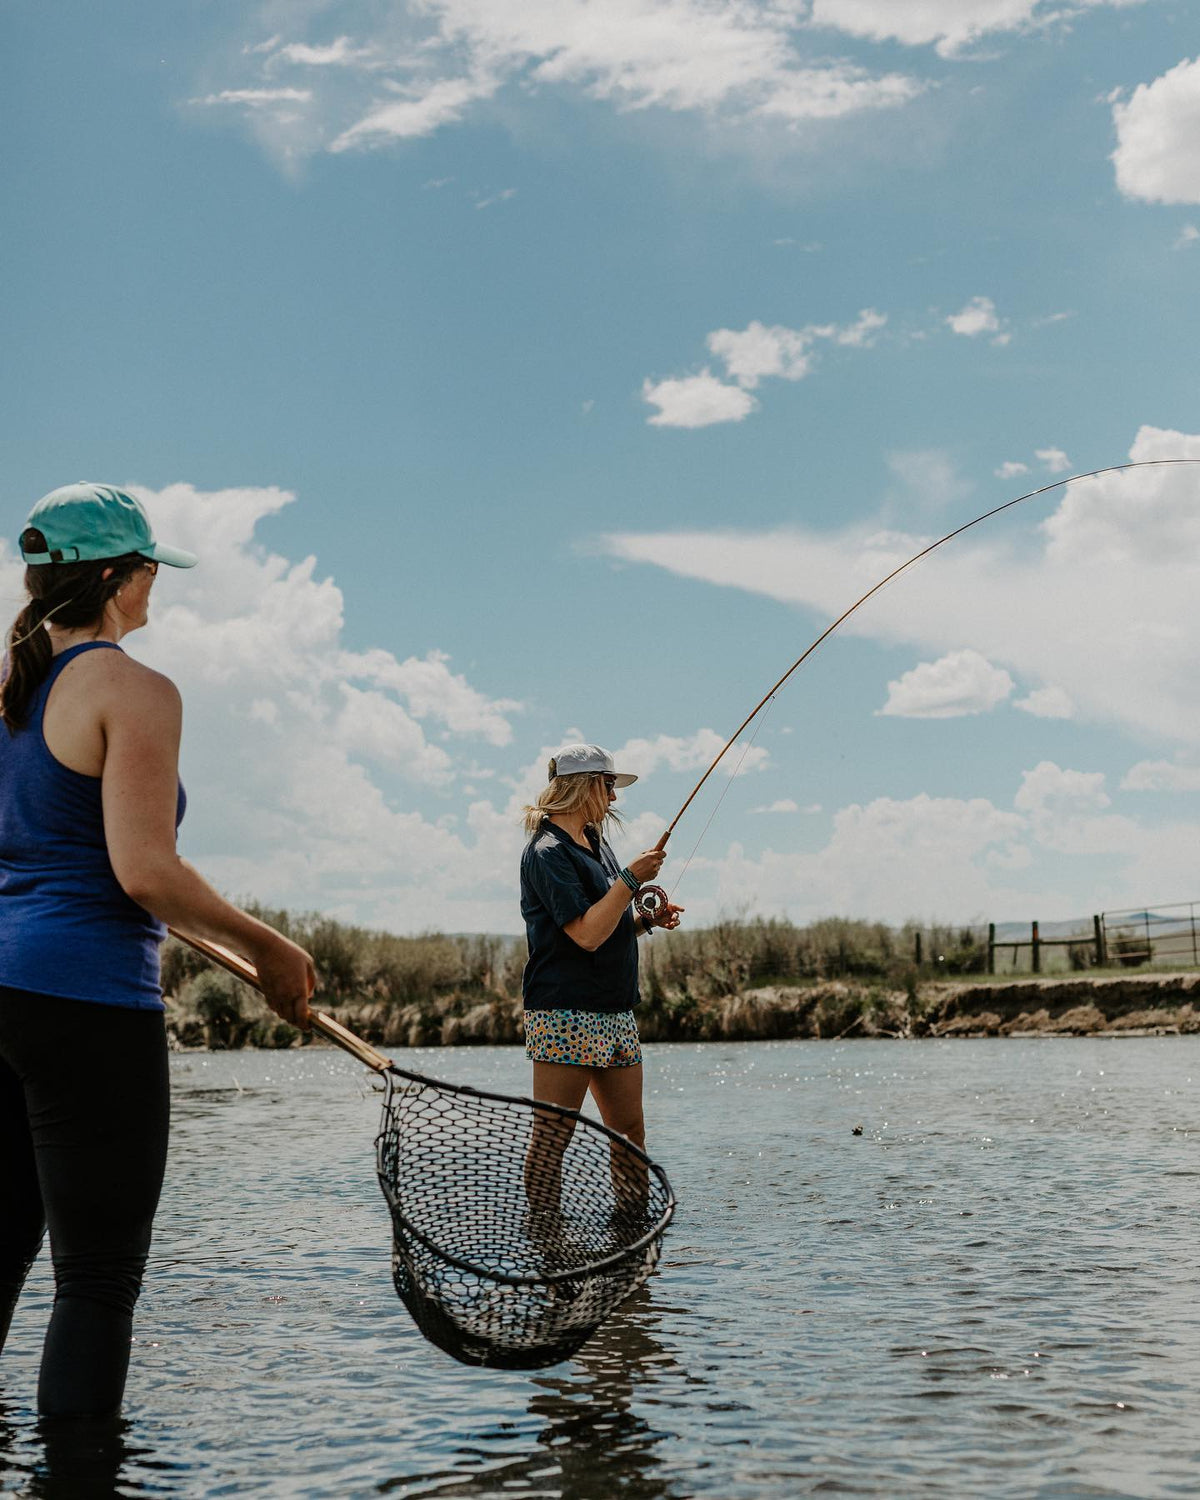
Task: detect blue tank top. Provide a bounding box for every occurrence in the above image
[0,641,185,1010]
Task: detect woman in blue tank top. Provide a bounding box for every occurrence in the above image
[0,482,315,1419]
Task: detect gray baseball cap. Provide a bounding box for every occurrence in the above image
[549,743,637,787]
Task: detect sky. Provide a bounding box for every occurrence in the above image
[3,0,1200,936]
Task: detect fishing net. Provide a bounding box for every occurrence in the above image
[165,931,675,1372]
[373,1066,675,1370]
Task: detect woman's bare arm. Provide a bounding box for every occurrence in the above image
[562,846,667,952]
[99,663,314,1026]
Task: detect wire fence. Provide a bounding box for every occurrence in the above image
[977,902,1200,975]
[1099,901,1200,971]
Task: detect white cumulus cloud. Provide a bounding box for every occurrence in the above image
[1014,761,1140,856]
[678,794,1029,926]
[1122,759,1200,791]
[1016,760,1110,815]
[1014,685,1075,719]
[1112,56,1200,205]
[749,798,820,814]
[1036,447,1072,474]
[879,649,1014,718]
[641,371,758,428]
[706,310,887,390]
[647,309,886,426]
[811,0,1144,60]
[946,295,1003,338]
[707,322,816,388]
[344,648,519,744]
[201,1,922,165]
[614,730,770,779]
[599,426,1200,748]
[17,481,529,932]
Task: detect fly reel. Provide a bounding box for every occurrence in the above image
[633,885,668,925]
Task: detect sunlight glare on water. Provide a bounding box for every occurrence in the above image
[1,1037,1197,1498]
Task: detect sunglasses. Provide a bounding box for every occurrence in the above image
[601,775,617,791]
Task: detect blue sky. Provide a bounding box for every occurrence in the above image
[3,0,1200,934]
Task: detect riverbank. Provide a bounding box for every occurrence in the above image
[163,967,1200,1048]
[922,970,1200,1037]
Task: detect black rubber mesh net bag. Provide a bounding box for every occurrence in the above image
[375,1061,675,1369]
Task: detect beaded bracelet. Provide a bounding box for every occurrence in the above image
[618,866,641,893]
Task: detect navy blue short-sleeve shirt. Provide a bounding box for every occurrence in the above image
[520,820,640,1013]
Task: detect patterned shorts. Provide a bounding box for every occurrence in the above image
[523,1009,642,1069]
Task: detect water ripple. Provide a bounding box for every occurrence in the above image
[1,1039,1198,1496]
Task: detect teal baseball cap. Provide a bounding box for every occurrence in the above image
[20,482,198,568]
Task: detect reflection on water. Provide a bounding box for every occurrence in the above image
[1,1039,1198,1498]
[0,1406,183,1499]
[524,1289,689,1500]
[388,1287,695,1500]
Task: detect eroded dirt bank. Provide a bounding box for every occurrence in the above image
[165,970,1200,1048]
[920,971,1200,1037]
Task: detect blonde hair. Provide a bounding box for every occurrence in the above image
[522,763,624,838]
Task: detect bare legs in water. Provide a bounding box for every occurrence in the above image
[524,1061,648,1213]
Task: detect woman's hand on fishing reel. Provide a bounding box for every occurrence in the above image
[653,902,684,931]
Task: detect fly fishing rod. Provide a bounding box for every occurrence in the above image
[631,457,1200,922]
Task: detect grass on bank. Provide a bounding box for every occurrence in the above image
[164,907,1200,1049]
[162,909,993,1049]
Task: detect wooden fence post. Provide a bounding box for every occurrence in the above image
[914,931,922,967]
[1093,914,1105,968]
[1031,920,1041,974]
[987,922,995,975]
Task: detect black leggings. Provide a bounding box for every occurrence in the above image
[0,987,169,1417]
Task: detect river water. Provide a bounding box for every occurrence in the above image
[1,1037,1198,1498]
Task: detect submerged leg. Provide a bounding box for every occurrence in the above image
[0,994,171,1418]
[37,1009,170,1416]
[588,1064,648,1209]
[525,1062,589,1212]
[0,1045,46,1354]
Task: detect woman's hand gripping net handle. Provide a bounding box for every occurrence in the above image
[168,929,394,1073]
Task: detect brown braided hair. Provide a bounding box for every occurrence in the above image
[1,527,145,731]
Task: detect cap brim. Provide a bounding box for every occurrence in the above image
[613,772,637,788]
[143,542,199,569]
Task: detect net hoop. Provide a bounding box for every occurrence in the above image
[374,1065,676,1288]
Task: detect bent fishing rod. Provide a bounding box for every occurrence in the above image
[631,457,1200,923]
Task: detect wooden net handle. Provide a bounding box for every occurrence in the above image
[168,928,394,1074]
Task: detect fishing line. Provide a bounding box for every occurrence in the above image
[667,692,778,903]
[633,457,1200,920]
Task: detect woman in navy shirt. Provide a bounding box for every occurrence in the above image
[520,743,682,1203]
[0,483,314,1418]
